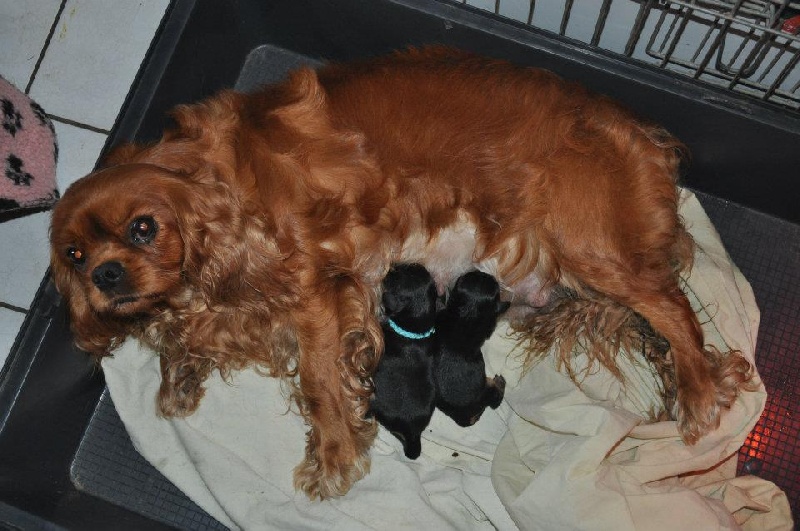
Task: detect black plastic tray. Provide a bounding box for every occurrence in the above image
[1,0,798,528]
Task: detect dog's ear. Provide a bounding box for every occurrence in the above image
[272,68,329,137]
[100,91,244,176]
[174,182,300,313]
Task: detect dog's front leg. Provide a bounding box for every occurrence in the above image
[292,275,382,499]
[157,352,212,418]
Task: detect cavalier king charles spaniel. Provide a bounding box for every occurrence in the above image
[50,46,754,499]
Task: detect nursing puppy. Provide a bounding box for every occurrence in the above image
[369,264,438,459]
[436,271,509,427]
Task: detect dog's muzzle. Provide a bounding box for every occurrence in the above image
[92,261,126,293]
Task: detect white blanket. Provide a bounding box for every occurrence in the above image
[102,191,792,530]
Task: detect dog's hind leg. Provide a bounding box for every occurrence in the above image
[625,283,753,444]
[557,250,753,444]
[534,138,753,443]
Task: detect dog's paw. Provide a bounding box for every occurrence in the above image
[293,447,370,500]
[156,376,204,418]
[675,380,719,445]
[675,349,755,445]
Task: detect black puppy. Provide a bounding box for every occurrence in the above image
[370,263,438,459]
[435,271,509,427]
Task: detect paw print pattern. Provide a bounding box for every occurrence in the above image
[6,154,34,186]
[29,101,59,161]
[2,98,23,137]
[30,100,56,135]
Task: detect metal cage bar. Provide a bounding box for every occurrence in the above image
[462,0,800,110]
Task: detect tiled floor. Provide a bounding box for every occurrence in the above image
[0,0,170,370]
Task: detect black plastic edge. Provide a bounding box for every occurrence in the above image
[97,0,197,165]
[0,501,67,531]
[0,274,58,433]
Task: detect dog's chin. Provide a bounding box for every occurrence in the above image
[92,291,167,317]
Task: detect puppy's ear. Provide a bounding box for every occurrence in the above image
[497,300,512,315]
[50,261,127,358]
[381,289,400,316]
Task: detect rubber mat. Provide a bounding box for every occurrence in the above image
[71,389,228,530]
[695,191,800,521]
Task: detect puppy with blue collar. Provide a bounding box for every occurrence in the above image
[369,263,438,459]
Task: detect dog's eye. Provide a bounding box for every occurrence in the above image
[130,216,157,244]
[66,247,86,266]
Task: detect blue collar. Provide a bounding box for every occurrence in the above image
[387,318,435,340]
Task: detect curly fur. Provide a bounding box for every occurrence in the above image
[515,287,676,417]
[50,46,754,499]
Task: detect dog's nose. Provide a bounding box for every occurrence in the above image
[92,261,126,291]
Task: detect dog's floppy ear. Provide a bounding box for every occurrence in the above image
[173,182,300,313]
[381,269,400,315]
[382,289,401,316]
[100,91,244,175]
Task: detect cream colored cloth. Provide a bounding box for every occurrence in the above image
[102,191,792,530]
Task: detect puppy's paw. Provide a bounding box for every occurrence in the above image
[488,374,506,409]
[675,349,755,445]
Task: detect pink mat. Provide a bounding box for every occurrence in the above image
[1,76,58,216]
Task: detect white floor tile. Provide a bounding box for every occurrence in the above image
[29,0,169,130]
[0,308,26,371]
[54,120,108,192]
[0,212,50,310]
[0,0,61,90]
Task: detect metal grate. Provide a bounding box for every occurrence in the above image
[685,192,800,520]
[461,0,800,110]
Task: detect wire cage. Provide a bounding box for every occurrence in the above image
[462,0,800,110]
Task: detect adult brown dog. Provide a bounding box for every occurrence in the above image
[50,47,753,499]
